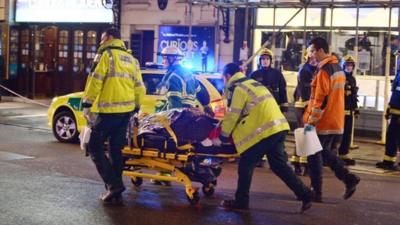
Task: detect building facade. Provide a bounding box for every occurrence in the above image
[120,0,235,72]
[1,0,114,98]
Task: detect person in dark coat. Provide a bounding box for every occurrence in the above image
[291,48,317,175]
[338,55,359,166]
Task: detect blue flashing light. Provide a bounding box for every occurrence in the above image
[182,62,194,70]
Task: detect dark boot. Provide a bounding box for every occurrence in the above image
[300,190,314,212]
[311,179,323,203]
[100,193,123,205]
[100,186,125,205]
[343,174,360,200]
[342,158,356,166]
[220,199,249,210]
[376,161,399,171]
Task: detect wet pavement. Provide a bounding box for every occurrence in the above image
[1,100,400,225]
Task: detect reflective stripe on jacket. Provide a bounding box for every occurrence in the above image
[303,55,345,135]
[250,67,288,107]
[221,72,290,154]
[164,64,202,109]
[344,71,358,111]
[83,39,146,113]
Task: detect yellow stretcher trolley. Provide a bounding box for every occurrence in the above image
[122,142,238,205]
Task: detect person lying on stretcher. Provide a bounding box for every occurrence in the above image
[133,108,237,155]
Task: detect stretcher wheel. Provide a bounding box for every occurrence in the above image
[131,177,143,187]
[202,185,215,197]
[186,191,200,205]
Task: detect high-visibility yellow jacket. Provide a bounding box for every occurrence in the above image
[220,72,290,154]
[83,39,146,113]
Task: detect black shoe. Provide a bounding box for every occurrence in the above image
[220,199,249,210]
[300,190,314,212]
[343,174,360,200]
[101,193,123,205]
[100,186,125,204]
[342,158,356,166]
[376,161,399,171]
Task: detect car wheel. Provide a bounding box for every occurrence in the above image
[53,111,79,143]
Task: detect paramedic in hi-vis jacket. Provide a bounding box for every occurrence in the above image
[157,46,214,116]
[213,63,314,212]
[82,28,146,204]
[303,37,360,203]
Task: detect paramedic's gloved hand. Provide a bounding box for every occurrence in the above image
[204,105,215,118]
[83,107,91,121]
[303,124,315,134]
[83,107,96,123]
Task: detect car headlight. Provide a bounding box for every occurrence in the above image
[51,97,59,104]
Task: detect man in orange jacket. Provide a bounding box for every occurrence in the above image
[303,37,360,202]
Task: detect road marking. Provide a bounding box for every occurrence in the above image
[0,106,26,109]
[6,114,47,118]
[0,151,34,161]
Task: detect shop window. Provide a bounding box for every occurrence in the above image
[257,8,321,27]
[58,30,69,58]
[73,30,84,73]
[20,29,30,71]
[57,30,69,73]
[21,30,30,56]
[325,8,398,27]
[9,29,19,77]
[330,30,399,76]
[254,28,399,76]
[86,31,97,60]
[84,30,98,74]
[253,29,328,72]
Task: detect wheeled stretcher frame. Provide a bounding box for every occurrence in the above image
[122,146,239,205]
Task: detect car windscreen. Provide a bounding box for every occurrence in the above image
[142,73,163,95]
[206,78,224,94]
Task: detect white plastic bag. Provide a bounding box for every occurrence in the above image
[294,128,323,157]
[79,126,92,151]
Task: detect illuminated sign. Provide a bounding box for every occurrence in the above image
[158,25,215,72]
[15,0,113,23]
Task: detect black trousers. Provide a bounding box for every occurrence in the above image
[88,112,132,191]
[235,131,310,205]
[385,115,400,158]
[307,134,349,194]
[339,114,353,156]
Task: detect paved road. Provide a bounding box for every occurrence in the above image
[1,101,400,225]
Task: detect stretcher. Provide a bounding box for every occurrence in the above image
[122,116,239,205]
